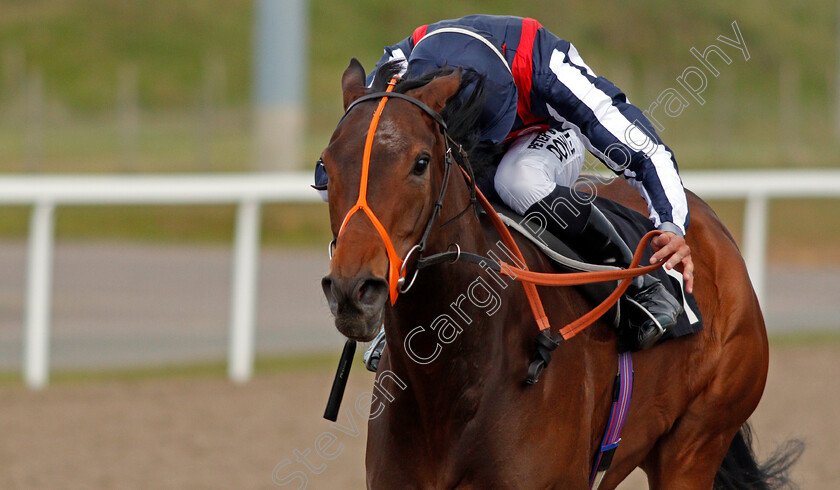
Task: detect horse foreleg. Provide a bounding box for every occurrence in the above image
[640,417,740,490]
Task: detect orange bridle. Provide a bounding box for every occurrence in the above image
[331,77,671,344]
[335,78,407,304]
[335,77,458,304]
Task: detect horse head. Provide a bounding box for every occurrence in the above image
[320,59,465,341]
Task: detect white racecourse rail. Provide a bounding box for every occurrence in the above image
[1,169,838,389]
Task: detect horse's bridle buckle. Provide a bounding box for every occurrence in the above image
[397,244,422,293]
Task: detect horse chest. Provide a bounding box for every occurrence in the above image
[369,387,590,488]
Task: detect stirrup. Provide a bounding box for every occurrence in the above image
[621,281,682,351]
[626,297,667,350]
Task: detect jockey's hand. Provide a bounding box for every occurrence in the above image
[650,232,694,294]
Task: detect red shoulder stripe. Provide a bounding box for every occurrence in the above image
[504,123,551,143]
[412,25,429,45]
[511,18,542,125]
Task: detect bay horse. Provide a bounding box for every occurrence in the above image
[320,59,798,489]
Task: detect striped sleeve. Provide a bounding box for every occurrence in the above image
[365,36,414,87]
[533,36,690,235]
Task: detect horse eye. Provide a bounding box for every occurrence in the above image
[412,157,430,176]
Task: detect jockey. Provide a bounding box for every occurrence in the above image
[315,15,695,369]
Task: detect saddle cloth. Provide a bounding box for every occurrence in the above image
[491,196,703,350]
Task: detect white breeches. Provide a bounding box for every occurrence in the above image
[494,128,586,215]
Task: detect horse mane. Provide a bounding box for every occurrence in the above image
[370,60,503,198]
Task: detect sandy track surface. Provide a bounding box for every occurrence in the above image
[0,344,836,489]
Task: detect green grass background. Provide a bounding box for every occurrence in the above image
[0,0,838,259]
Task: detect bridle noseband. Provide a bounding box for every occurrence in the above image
[331,77,475,304]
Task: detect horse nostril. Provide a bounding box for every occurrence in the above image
[321,276,335,304]
[322,274,387,310]
[357,277,389,307]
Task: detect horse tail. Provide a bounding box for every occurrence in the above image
[713,422,804,490]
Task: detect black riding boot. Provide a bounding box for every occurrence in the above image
[525,187,682,350]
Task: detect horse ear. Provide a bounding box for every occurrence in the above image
[341,58,367,111]
[406,69,462,113]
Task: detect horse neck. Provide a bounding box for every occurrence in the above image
[378,175,611,470]
[383,170,529,412]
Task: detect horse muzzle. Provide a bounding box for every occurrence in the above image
[321,274,389,341]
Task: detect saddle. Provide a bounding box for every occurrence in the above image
[490,198,703,350]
